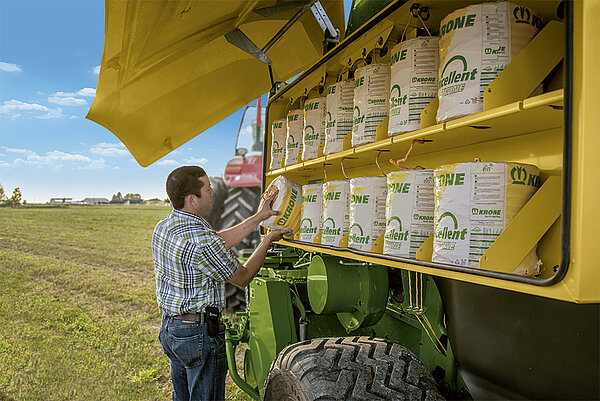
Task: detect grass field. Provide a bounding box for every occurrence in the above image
[0,205,251,401]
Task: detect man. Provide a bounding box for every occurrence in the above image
[152,165,291,401]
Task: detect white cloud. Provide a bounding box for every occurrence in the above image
[156,159,180,166]
[112,166,121,170]
[93,65,100,74]
[90,142,128,157]
[69,115,79,119]
[1,146,30,154]
[77,88,96,97]
[0,100,48,113]
[3,148,106,169]
[185,157,209,165]
[36,107,65,119]
[0,62,22,73]
[48,96,87,106]
[0,152,5,157]
[50,91,77,97]
[0,100,64,119]
[51,88,96,98]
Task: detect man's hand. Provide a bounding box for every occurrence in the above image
[256,189,281,221]
[228,227,294,287]
[266,228,293,243]
[218,188,287,249]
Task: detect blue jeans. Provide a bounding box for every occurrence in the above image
[158,315,227,401]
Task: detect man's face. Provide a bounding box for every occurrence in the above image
[193,175,214,216]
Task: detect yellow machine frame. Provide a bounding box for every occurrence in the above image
[264,0,599,304]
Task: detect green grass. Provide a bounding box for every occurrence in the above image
[0,206,251,401]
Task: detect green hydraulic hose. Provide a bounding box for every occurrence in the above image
[224,330,260,400]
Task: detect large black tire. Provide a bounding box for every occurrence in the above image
[205,180,260,312]
[204,177,228,229]
[221,186,261,257]
[263,337,445,401]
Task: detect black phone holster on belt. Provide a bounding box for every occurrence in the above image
[205,306,220,338]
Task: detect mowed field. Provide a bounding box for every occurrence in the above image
[0,206,250,401]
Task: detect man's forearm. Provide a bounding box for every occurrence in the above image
[228,237,272,287]
[217,212,263,248]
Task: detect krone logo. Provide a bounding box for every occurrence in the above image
[513,6,543,28]
[514,6,531,24]
[510,166,528,185]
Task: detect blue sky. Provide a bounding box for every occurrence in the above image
[0,1,351,203]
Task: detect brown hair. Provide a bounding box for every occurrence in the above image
[166,166,206,209]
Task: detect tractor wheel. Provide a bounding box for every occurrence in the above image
[220,186,260,312]
[204,177,228,229]
[225,282,247,312]
[263,337,445,401]
[221,186,261,257]
[208,183,261,312]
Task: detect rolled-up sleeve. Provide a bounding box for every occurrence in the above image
[192,232,239,282]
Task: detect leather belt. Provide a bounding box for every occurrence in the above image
[173,312,205,323]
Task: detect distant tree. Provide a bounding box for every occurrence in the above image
[111,192,124,204]
[11,187,22,205]
[0,183,5,201]
[164,198,170,204]
[124,193,143,204]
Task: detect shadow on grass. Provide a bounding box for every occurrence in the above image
[0,391,16,401]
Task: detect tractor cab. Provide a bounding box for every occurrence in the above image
[223,102,266,188]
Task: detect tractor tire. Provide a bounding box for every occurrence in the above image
[263,337,445,401]
[205,182,260,312]
[221,186,261,257]
[204,177,228,229]
[225,282,248,312]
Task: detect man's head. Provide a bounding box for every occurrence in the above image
[166,166,214,215]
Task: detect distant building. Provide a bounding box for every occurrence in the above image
[50,197,72,204]
[144,198,166,206]
[81,198,109,205]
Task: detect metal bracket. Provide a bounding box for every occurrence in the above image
[225,28,272,65]
[226,0,339,66]
[310,0,340,52]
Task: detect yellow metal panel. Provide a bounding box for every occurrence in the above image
[262,0,600,304]
[567,0,600,302]
[276,239,577,302]
[483,21,564,111]
[336,21,395,68]
[479,176,562,273]
[371,233,384,253]
[416,234,433,262]
[87,0,345,166]
[420,97,438,128]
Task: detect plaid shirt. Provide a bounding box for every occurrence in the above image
[151,209,239,315]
